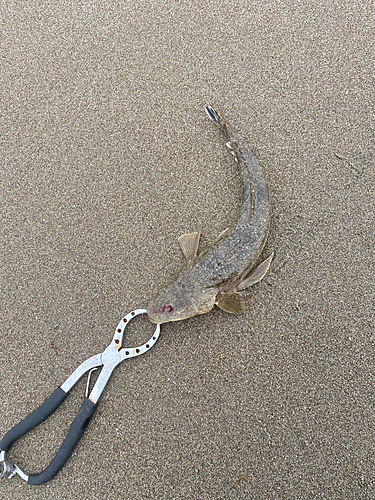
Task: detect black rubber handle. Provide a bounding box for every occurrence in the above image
[0,387,68,453]
[27,398,96,485]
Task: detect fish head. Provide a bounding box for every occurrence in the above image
[147,278,217,324]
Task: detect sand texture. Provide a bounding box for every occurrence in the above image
[0,1,374,499]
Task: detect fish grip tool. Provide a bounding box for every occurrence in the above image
[0,309,160,485]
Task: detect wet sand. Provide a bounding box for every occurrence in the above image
[0,1,374,499]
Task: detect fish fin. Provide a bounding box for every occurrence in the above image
[237,252,274,291]
[205,105,227,131]
[178,232,201,260]
[214,227,230,244]
[216,291,251,314]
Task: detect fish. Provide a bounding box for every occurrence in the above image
[147,105,273,324]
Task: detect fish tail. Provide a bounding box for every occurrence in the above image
[205,105,228,132]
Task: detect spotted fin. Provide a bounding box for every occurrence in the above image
[178,232,201,260]
[237,253,274,291]
[216,291,251,314]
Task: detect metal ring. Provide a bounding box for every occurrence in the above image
[114,309,161,358]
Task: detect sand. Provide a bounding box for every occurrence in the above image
[0,1,374,498]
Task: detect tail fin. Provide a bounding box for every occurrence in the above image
[205,105,227,131]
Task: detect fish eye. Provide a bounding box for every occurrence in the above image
[163,304,174,313]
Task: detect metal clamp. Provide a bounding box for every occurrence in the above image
[0,309,160,485]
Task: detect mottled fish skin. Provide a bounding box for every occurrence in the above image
[147,105,272,324]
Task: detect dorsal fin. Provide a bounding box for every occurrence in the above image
[178,232,201,260]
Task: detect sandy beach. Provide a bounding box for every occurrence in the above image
[0,1,374,498]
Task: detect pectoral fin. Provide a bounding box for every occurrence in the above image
[237,252,274,291]
[178,232,201,260]
[216,291,251,314]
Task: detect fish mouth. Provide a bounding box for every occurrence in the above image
[148,316,160,325]
[147,307,185,325]
[146,307,167,325]
[147,301,176,324]
[147,314,172,325]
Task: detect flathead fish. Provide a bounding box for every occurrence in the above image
[147,105,273,324]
